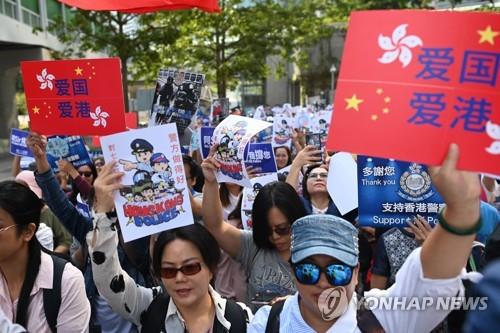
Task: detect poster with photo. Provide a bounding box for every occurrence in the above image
[212,115,271,188]
[100,124,194,242]
[210,98,229,126]
[149,68,205,136]
[272,115,294,148]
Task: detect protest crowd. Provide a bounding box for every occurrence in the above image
[1,8,500,333]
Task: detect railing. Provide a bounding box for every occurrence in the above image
[1,0,18,20]
[22,6,41,28]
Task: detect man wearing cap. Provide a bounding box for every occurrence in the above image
[249,144,482,332]
[119,138,154,173]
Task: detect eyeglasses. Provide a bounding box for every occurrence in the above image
[292,262,353,286]
[79,171,93,177]
[308,172,328,180]
[0,225,18,233]
[160,262,202,279]
[271,225,291,236]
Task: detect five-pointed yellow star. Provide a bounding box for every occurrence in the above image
[74,66,84,75]
[478,25,499,45]
[345,94,364,111]
[32,106,40,114]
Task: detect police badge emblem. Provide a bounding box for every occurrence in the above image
[397,163,434,202]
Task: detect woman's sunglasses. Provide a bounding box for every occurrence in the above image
[271,225,291,236]
[79,171,93,177]
[292,262,353,286]
[160,262,202,279]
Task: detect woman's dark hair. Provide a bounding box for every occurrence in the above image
[0,181,43,327]
[69,162,98,204]
[182,155,204,193]
[153,224,221,278]
[219,183,242,208]
[227,195,243,221]
[301,164,327,201]
[273,146,292,168]
[252,181,307,249]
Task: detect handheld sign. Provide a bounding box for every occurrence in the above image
[326,11,500,176]
[46,136,92,173]
[199,127,215,159]
[358,156,444,228]
[21,58,126,136]
[243,143,278,174]
[10,129,33,157]
[100,123,194,242]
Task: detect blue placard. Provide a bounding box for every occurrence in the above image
[10,128,33,157]
[244,143,277,174]
[200,127,215,159]
[46,136,92,173]
[358,156,444,228]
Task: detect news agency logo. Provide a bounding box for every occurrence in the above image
[318,287,349,321]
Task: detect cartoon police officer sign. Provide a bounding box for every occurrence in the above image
[100,124,194,242]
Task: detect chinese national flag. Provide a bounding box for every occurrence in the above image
[21,58,127,136]
[57,0,220,13]
[327,10,500,176]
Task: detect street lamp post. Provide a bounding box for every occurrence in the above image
[330,64,337,104]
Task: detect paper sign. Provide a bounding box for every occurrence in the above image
[326,10,500,176]
[46,136,92,173]
[149,68,205,135]
[241,174,278,230]
[100,124,194,242]
[243,143,277,174]
[210,98,230,126]
[21,58,126,136]
[199,127,215,159]
[327,153,358,215]
[272,115,294,148]
[358,155,444,228]
[10,129,33,157]
[213,115,271,187]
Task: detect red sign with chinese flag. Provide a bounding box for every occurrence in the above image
[57,0,220,13]
[21,58,127,136]
[327,10,500,176]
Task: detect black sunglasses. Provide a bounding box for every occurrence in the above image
[292,262,353,286]
[79,171,93,177]
[160,262,202,279]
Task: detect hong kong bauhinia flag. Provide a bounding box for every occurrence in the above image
[326,10,500,176]
[21,58,127,136]
[57,0,220,13]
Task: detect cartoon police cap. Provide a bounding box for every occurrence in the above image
[131,139,154,153]
[151,152,169,164]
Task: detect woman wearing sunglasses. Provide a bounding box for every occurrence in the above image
[250,144,483,332]
[286,147,357,223]
[201,146,307,310]
[57,159,97,206]
[88,162,252,333]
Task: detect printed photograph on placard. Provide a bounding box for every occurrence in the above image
[45,136,92,173]
[210,98,230,126]
[150,69,205,135]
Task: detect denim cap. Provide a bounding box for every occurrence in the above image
[290,214,359,266]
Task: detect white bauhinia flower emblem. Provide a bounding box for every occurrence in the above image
[485,121,500,155]
[90,106,110,128]
[378,24,423,68]
[36,68,55,90]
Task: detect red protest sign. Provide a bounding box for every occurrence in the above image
[21,58,126,136]
[57,0,220,13]
[125,112,138,129]
[326,10,500,176]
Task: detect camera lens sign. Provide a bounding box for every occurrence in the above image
[358,156,444,228]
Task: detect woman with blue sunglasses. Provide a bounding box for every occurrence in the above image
[249,143,483,333]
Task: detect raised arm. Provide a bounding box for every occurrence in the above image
[421,143,481,279]
[285,145,322,190]
[89,162,159,327]
[27,133,92,244]
[58,159,93,198]
[201,146,243,258]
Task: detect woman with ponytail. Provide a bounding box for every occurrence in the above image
[0,181,90,332]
